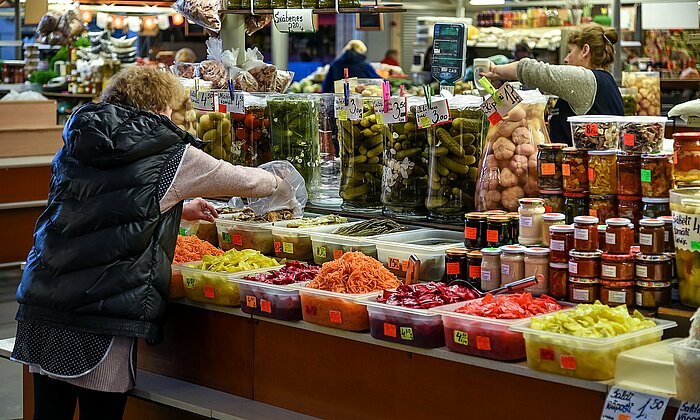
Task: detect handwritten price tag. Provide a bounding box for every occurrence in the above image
[480,82,523,124]
[334,96,363,121]
[675,401,700,420]
[219,91,244,114]
[601,386,669,420]
[191,90,215,111]
[373,97,407,124]
[273,9,316,33]
[415,98,451,129]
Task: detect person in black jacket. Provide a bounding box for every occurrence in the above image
[11,66,296,420]
[322,40,381,93]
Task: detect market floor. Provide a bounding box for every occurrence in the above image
[0,269,22,420]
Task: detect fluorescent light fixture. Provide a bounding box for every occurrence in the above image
[469,0,505,4]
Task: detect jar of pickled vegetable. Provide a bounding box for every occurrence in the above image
[635,281,672,309]
[550,224,574,263]
[464,212,488,249]
[231,94,270,167]
[537,143,566,190]
[642,197,670,218]
[481,248,501,291]
[562,147,588,192]
[524,247,550,295]
[467,250,483,288]
[508,213,520,245]
[618,196,643,229]
[569,277,600,303]
[605,218,634,254]
[619,87,637,116]
[574,215,599,252]
[617,154,642,196]
[254,0,271,8]
[445,248,467,283]
[635,254,673,281]
[270,0,285,7]
[564,192,589,224]
[671,188,700,307]
[540,189,565,213]
[486,215,511,248]
[589,195,617,222]
[639,218,665,255]
[287,0,302,7]
[600,281,635,307]
[672,132,700,184]
[197,107,233,163]
[658,215,674,252]
[301,0,318,7]
[518,198,545,246]
[542,213,565,247]
[569,250,602,277]
[501,245,526,284]
[588,150,617,195]
[601,253,636,281]
[641,154,673,198]
[549,262,569,300]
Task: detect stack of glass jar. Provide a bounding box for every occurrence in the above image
[537,143,567,214]
[568,216,602,303]
[599,217,636,307]
[634,218,673,309]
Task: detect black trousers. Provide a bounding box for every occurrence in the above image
[32,373,128,420]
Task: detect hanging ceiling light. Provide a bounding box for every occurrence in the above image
[80,9,93,23]
[112,15,126,29]
[142,16,156,31]
[172,13,184,26]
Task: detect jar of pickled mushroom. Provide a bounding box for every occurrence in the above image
[540,189,565,214]
[641,153,674,198]
[537,143,566,190]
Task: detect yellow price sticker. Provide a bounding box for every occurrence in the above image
[419,116,431,128]
[185,277,196,289]
[453,330,469,346]
[316,246,327,259]
[283,242,294,254]
[338,110,349,121]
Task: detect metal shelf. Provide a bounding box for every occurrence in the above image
[221,5,406,14]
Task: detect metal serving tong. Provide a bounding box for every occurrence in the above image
[448,275,542,298]
[405,254,421,286]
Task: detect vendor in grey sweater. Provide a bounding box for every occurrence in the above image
[487,24,624,144]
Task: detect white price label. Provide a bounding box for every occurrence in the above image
[606,232,617,245]
[639,233,653,247]
[574,228,589,241]
[335,96,363,121]
[635,292,643,307]
[550,239,565,252]
[501,264,510,276]
[636,265,648,279]
[373,97,407,124]
[601,386,669,420]
[272,9,316,33]
[480,82,523,124]
[415,98,451,129]
[572,288,588,301]
[481,271,491,282]
[675,401,700,420]
[568,261,577,274]
[191,90,215,111]
[219,91,244,114]
[602,264,617,278]
[608,290,627,304]
[672,211,700,252]
[520,216,533,228]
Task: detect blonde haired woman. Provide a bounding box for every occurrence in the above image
[322,39,381,93]
[12,66,295,419]
[487,24,625,144]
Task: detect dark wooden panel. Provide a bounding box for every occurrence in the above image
[138,304,255,398]
[124,397,206,420]
[0,208,42,264]
[0,165,51,203]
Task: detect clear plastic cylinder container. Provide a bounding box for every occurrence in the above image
[231,93,271,167]
[312,93,342,207]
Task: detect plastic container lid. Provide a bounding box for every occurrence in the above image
[641,153,672,159]
[636,254,672,262]
[658,215,673,224]
[673,132,700,140]
[550,262,569,269]
[570,276,600,284]
[501,245,526,254]
[550,224,574,233]
[540,189,564,195]
[601,252,635,261]
[636,280,672,288]
[568,115,620,123]
[618,116,668,124]
[640,218,665,227]
[641,197,670,203]
[588,149,619,156]
[574,215,599,225]
[601,280,635,287]
[564,192,589,198]
[481,247,502,256]
[607,217,632,226]
[519,198,544,206]
[524,247,550,256]
[569,250,603,259]
[465,212,488,220]
[543,213,566,221]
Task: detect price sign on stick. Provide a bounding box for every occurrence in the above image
[480,81,523,125]
[334,96,362,121]
[192,90,214,111]
[601,386,669,420]
[373,97,407,124]
[415,98,451,129]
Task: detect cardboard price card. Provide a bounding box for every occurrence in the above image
[373,97,407,124]
[192,90,215,111]
[219,91,245,114]
[601,386,669,420]
[334,96,363,121]
[415,98,451,129]
[480,82,523,124]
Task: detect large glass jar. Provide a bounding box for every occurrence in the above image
[313,94,342,206]
[672,132,700,185]
[541,213,565,246]
[569,277,600,303]
[339,97,383,210]
[642,197,671,218]
[618,196,643,230]
[518,198,545,246]
[524,247,550,295]
[639,218,665,255]
[622,71,661,116]
[231,94,271,167]
[537,143,566,190]
[670,188,700,307]
[588,150,617,195]
[427,99,484,221]
[550,224,574,263]
[564,192,589,224]
[549,262,569,300]
[481,248,502,291]
[574,215,599,251]
[269,95,321,200]
[486,215,511,248]
[384,102,428,217]
[197,107,233,162]
[619,87,637,116]
[605,218,634,254]
[464,212,488,249]
[641,153,673,198]
[589,195,617,222]
[562,147,588,192]
[501,245,526,285]
[617,154,642,196]
[540,189,564,213]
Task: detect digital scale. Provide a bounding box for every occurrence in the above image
[431,23,468,94]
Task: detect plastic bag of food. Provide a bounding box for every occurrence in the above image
[200,38,229,89]
[245,14,272,36]
[47,31,67,45]
[37,11,61,35]
[172,0,221,32]
[57,9,84,39]
[247,160,308,218]
[475,90,551,211]
[270,70,294,93]
[242,48,277,91]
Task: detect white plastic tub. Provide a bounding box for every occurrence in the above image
[568,115,620,150]
[270,220,356,261]
[215,219,275,254]
[669,338,700,402]
[617,116,667,154]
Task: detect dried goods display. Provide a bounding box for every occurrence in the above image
[339,98,384,209]
[331,219,406,236]
[376,283,478,309]
[569,116,619,150]
[622,72,661,116]
[426,98,485,220]
[198,110,233,162]
[640,154,674,198]
[618,117,666,154]
[476,92,550,211]
[218,207,293,222]
[173,0,221,31]
[673,132,700,184]
[231,94,271,166]
[307,251,401,294]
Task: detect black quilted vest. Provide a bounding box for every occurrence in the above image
[16,102,196,343]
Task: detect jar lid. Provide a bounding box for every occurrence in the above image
[519,198,544,206]
[641,153,673,159]
[630,246,641,254]
[564,192,589,198]
[574,215,599,225]
[673,132,700,140]
[569,250,603,258]
[640,218,665,227]
[465,212,488,220]
[446,247,468,256]
[641,197,670,204]
[598,225,608,232]
[524,247,551,256]
[487,215,510,222]
[590,195,617,200]
[550,224,574,233]
[543,213,566,221]
[617,153,641,161]
[636,280,672,288]
[636,254,672,262]
[664,252,675,258]
[501,245,526,254]
[485,210,508,215]
[467,250,483,258]
[550,262,569,269]
[539,143,568,150]
[570,277,600,284]
[601,252,635,261]
[658,215,674,224]
[601,280,635,287]
[618,195,643,201]
[563,147,583,153]
[587,149,618,156]
[606,217,632,226]
[481,247,502,256]
[540,189,564,195]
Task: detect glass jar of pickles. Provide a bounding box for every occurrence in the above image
[562,147,588,192]
[587,150,617,195]
[486,215,511,248]
[569,277,600,303]
[564,192,589,224]
[537,143,566,190]
[600,281,635,306]
[617,154,642,196]
[642,197,671,218]
[589,195,617,222]
[549,262,569,300]
[540,189,565,213]
[518,198,545,246]
[550,224,574,263]
[641,153,673,198]
[542,213,565,247]
[605,218,634,254]
[672,132,700,184]
[464,212,488,249]
[618,196,643,229]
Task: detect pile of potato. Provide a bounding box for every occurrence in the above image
[622,72,661,116]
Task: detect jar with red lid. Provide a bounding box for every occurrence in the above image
[605,218,634,254]
[635,254,672,281]
[639,218,665,255]
[574,215,599,251]
[600,281,635,306]
[617,153,642,196]
[618,196,642,229]
[549,262,569,300]
[658,215,674,252]
[568,250,602,277]
[550,224,574,263]
[601,252,635,281]
[672,132,700,184]
[640,153,673,198]
[635,281,672,309]
[589,195,617,222]
[569,277,600,303]
[562,147,588,192]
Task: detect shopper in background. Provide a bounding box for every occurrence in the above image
[486,24,624,144]
[381,49,400,67]
[175,47,197,63]
[513,42,533,61]
[11,66,296,420]
[322,40,381,93]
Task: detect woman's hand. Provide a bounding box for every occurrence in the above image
[182,197,218,222]
[483,61,519,81]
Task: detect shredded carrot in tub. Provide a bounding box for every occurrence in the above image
[307,252,401,294]
[173,235,224,264]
